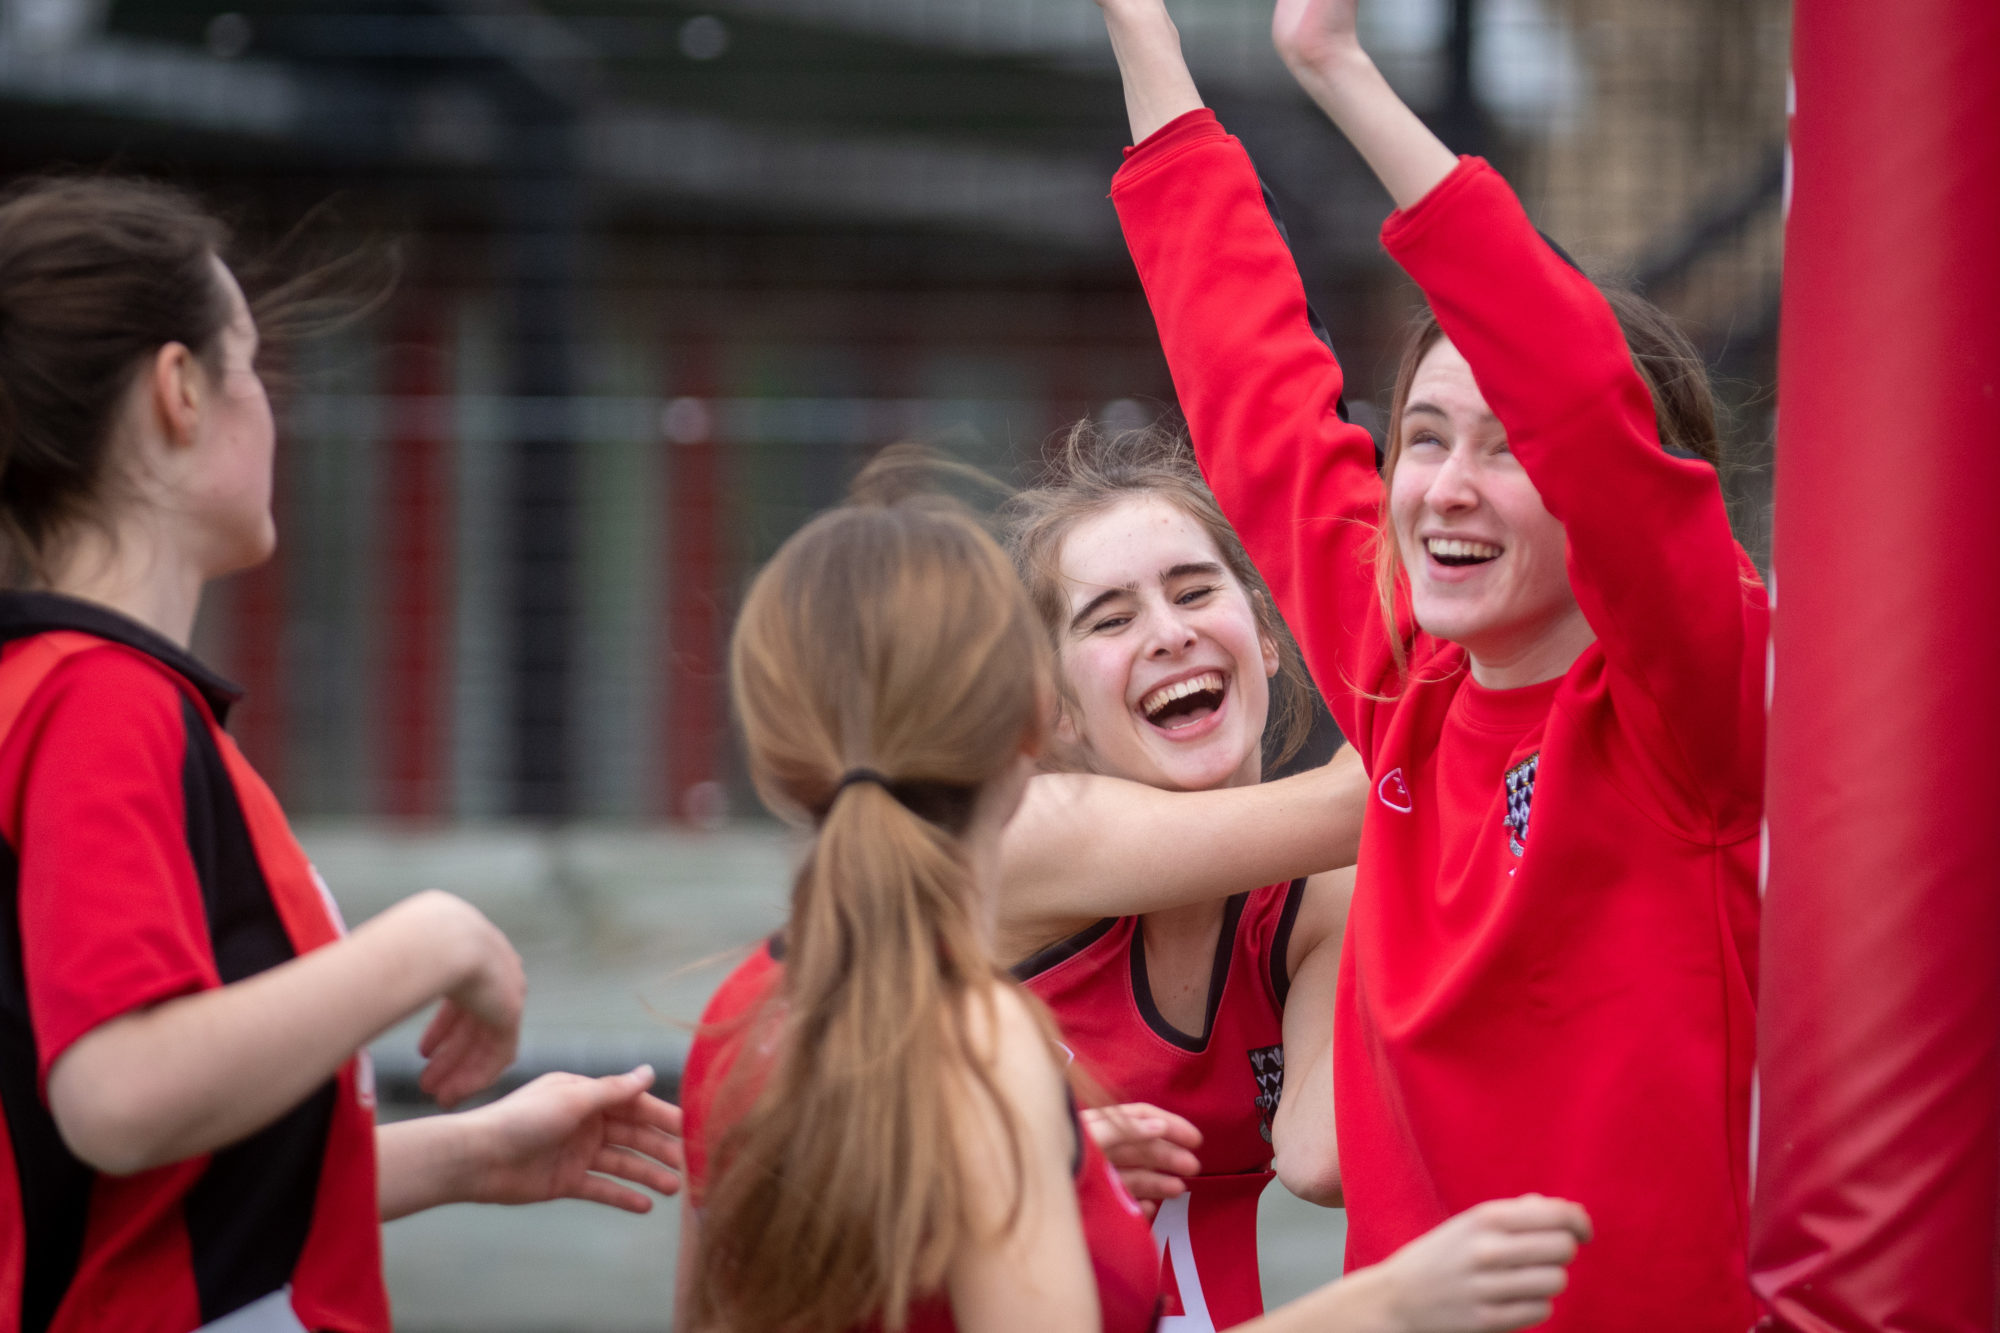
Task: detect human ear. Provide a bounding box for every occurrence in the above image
[1253,594,1282,679]
[148,342,204,449]
[1052,697,1082,750]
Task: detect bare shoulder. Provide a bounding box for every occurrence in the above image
[959,984,1066,1099]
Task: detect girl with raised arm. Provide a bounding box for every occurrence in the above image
[1093,0,1765,1328]
[0,177,682,1333]
[676,466,1589,1333]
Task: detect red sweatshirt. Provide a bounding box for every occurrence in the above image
[1112,111,1764,1332]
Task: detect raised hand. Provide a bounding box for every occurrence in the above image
[1083,1101,1203,1217]
[1372,1195,1592,1333]
[458,1066,685,1213]
[1271,0,1361,73]
[1267,0,1457,208]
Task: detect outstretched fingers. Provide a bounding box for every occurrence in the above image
[570,1170,657,1214]
[592,1143,683,1197]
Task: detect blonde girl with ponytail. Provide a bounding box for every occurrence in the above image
[678,479,1163,1333]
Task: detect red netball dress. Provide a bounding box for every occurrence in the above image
[1015,880,1304,1331]
[682,940,1161,1333]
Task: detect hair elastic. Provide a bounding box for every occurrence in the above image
[835,768,892,795]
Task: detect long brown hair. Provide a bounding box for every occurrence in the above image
[0,176,232,582]
[1002,420,1314,772]
[695,461,1057,1333]
[0,175,391,585]
[1375,288,1723,682]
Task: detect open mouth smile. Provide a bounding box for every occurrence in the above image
[1425,536,1503,568]
[1138,670,1228,733]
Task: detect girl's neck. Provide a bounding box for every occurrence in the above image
[45,518,206,648]
[1465,610,1598,690]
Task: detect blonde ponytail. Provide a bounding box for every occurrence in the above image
[695,480,1054,1333]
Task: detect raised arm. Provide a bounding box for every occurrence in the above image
[1279,0,1766,823]
[1097,0,1204,142]
[997,747,1365,955]
[1271,0,1456,209]
[1103,2,1399,749]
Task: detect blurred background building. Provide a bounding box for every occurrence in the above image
[0,0,1788,1323]
[0,0,1785,827]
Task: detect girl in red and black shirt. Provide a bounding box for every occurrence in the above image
[1095,0,1766,1328]
[0,178,682,1333]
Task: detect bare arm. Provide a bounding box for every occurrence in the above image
[998,747,1365,954]
[377,1066,685,1222]
[1271,868,1352,1206]
[48,890,521,1176]
[1227,1194,1590,1333]
[948,988,1104,1333]
[1271,0,1458,208]
[1098,0,1206,143]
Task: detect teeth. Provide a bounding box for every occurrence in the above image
[1141,671,1226,718]
[1426,537,1502,560]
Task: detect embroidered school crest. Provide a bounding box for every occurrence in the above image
[1503,751,1539,857]
[1248,1044,1284,1143]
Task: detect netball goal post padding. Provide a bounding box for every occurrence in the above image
[1753,0,2000,1329]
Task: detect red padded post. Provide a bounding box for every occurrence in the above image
[1753,1,2000,1329]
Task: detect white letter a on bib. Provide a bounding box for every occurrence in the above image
[1153,1194,1214,1332]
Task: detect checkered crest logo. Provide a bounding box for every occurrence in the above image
[1503,751,1539,857]
[1248,1044,1284,1143]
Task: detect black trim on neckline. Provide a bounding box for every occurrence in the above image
[1129,894,1247,1054]
[1010,917,1118,983]
[0,592,242,722]
[1268,878,1308,1009]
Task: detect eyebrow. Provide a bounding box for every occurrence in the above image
[1066,561,1226,633]
[1403,399,1503,429]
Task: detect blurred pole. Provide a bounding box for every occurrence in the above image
[661,345,728,826]
[382,292,453,821]
[1440,0,1488,162]
[503,120,582,821]
[1753,1,2000,1329]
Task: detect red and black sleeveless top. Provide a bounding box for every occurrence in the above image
[0,593,387,1333]
[683,940,1161,1333]
[1014,880,1305,1331]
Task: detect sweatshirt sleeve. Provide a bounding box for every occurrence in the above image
[1111,110,1403,762]
[1382,158,1767,829]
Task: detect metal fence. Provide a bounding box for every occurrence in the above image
[6,0,1789,823]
